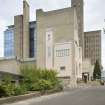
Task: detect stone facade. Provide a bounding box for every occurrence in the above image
[0,0,35,78]
[82,59,94,80]
[54,42,73,78]
[71,0,84,58]
[84,30,101,65]
[14,15,23,60]
[36,7,78,68]
[0,0,102,85]
[14,0,30,60]
[0,57,36,76]
[23,0,30,59]
[0,58,20,75]
[36,7,82,86]
[77,47,82,79]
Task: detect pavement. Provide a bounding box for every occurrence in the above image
[3,86,105,105]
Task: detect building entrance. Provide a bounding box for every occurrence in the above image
[82,72,89,83]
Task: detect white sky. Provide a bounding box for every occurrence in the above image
[0,0,105,69]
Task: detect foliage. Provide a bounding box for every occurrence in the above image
[31,79,53,91]
[20,65,40,90]
[0,85,7,97]
[0,65,63,97]
[0,74,28,97]
[0,74,15,97]
[20,65,62,91]
[14,84,27,96]
[93,60,101,80]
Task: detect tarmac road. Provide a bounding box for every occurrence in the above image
[4,86,105,105]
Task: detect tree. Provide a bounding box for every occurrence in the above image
[93,60,101,80]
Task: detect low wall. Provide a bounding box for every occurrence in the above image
[0,58,20,75]
[0,58,36,79]
[0,92,40,105]
[0,89,62,105]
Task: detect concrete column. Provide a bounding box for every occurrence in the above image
[23,0,30,59]
[14,15,23,60]
[71,0,84,58]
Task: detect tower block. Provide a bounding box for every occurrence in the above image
[71,0,84,58]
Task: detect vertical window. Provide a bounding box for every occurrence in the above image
[48,47,51,57]
[48,34,51,41]
[4,28,14,57]
[29,27,35,58]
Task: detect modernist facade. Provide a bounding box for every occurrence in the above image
[84,30,101,65]
[82,59,94,80]
[14,0,30,60]
[0,0,36,77]
[4,25,14,57]
[36,8,82,85]
[0,0,102,85]
[71,0,84,57]
[4,21,36,58]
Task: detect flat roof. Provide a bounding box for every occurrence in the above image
[7,21,36,28]
[84,30,101,33]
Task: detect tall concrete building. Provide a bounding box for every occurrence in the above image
[14,0,29,60]
[0,0,36,78]
[14,15,23,60]
[36,7,82,86]
[4,0,36,59]
[4,21,36,59]
[0,0,102,85]
[71,0,102,80]
[84,30,101,65]
[23,0,30,59]
[71,0,84,57]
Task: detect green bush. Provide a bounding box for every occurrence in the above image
[0,66,63,98]
[0,85,7,97]
[1,74,15,96]
[20,65,63,92]
[14,84,27,96]
[3,84,15,96]
[40,69,58,87]
[20,65,40,91]
[31,79,53,91]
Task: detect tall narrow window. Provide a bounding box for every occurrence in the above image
[48,47,51,57]
[48,34,51,41]
[46,28,53,69]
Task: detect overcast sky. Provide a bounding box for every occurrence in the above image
[0,0,105,69]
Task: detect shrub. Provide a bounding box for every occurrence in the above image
[14,84,27,96]
[20,65,63,92]
[3,83,15,96]
[40,69,58,86]
[20,65,40,91]
[0,85,7,97]
[1,74,15,96]
[31,79,53,91]
[0,66,63,98]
